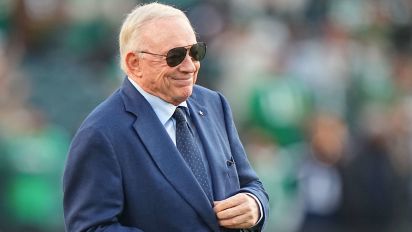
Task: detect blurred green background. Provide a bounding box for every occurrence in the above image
[1,0,412,231]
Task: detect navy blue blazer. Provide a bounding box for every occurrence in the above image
[63,78,269,232]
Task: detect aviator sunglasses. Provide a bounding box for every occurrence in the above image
[138,42,207,67]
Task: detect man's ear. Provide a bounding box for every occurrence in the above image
[125,52,142,77]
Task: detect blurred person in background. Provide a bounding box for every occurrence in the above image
[63,2,269,232]
[298,113,347,232]
[1,108,68,232]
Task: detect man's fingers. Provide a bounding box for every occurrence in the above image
[217,212,256,229]
[214,193,260,229]
[215,201,248,220]
[213,194,245,212]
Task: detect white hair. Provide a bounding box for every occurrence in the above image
[118,2,192,72]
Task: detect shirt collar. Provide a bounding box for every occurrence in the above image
[128,77,188,125]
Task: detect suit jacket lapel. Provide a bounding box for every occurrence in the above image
[120,78,219,231]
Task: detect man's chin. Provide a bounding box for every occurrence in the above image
[171,89,193,105]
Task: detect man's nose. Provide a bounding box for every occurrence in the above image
[178,53,197,73]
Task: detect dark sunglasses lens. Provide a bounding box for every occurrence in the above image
[165,43,207,67]
[166,47,187,67]
[190,43,206,61]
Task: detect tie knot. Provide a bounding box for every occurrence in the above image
[172,107,187,123]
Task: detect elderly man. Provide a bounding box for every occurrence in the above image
[63,3,269,232]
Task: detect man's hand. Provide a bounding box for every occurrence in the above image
[213,193,260,229]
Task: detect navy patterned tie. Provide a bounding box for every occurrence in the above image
[173,106,213,200]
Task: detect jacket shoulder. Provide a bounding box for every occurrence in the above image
[77,89,128,133]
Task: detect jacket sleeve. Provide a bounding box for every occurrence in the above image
[63,127,143,232]
[218,92,270,232]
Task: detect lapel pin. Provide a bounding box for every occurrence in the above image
[198,110,204,116]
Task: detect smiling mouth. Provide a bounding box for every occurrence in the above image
[171,76,192,81]
[170,76,193,86]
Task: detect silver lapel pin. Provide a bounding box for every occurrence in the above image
[198,110,204,116]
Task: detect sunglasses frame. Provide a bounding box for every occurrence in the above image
[137,42,206,67]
